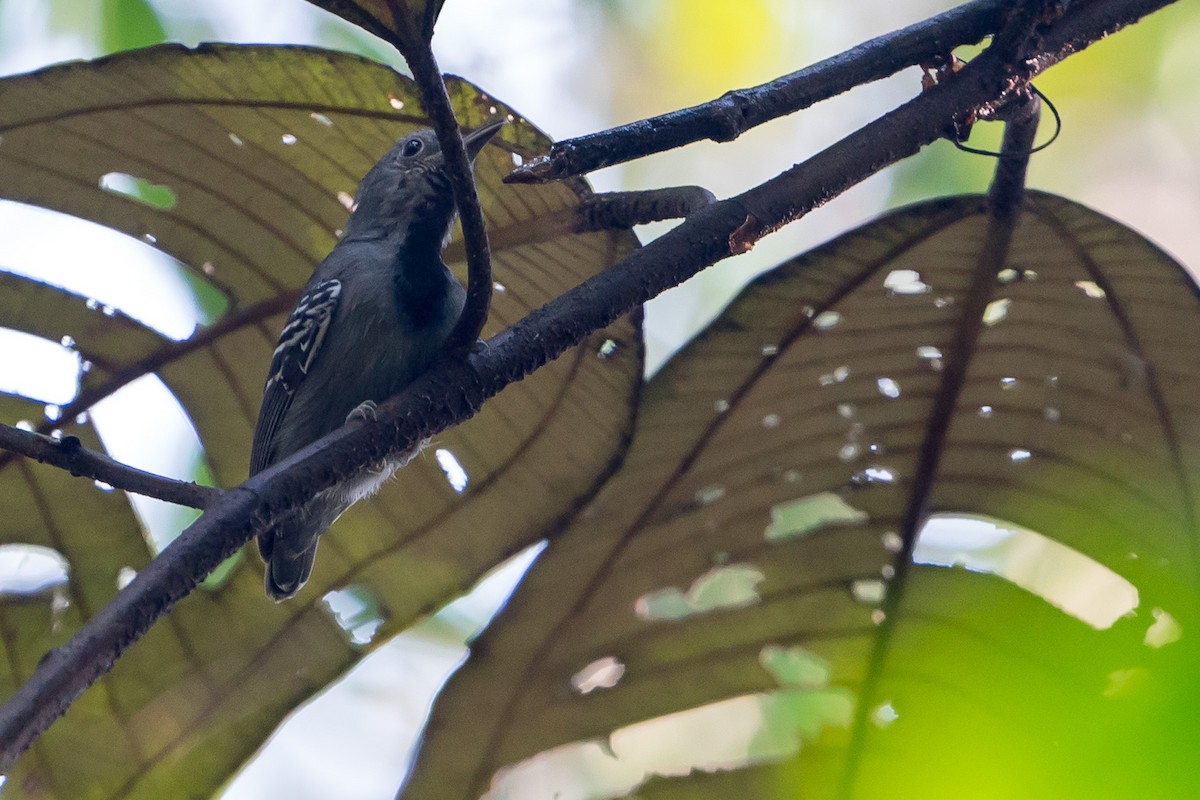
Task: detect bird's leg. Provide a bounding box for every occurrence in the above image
[346,399,378,423]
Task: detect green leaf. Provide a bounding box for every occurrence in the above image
[100,0,167,54]
[0,44,639,799]
[403,194,1200,799]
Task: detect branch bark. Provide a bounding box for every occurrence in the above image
[0,423,218,509]
[0,0,1179,771]
[506,0,1011,184]
[400,35,497,353]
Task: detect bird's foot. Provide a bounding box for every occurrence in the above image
[346,400,378,424]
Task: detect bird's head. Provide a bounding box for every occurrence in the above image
[343,120,505,243]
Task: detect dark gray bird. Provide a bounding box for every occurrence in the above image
[250,120,504,601]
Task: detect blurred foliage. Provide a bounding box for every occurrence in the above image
[100,0,166,53]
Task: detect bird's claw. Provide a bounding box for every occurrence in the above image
[346,400,378,424]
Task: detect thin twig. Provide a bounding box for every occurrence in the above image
[0,424,218,509]
[401,39,496,352]
[0,0,1177,771]
[505,0,1011,184]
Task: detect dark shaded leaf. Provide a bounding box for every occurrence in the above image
[0,44,639,799]
[404,194,1200,799]
[303,0,444,56]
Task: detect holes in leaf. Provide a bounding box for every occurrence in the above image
[1144,607,1182,648]
[116,566,137,590]
[634,564,764,621]
[490,688,853,799]
[883,269,930,295]
[819,365,849,386]
[1074,280,1106,299]
[387,94,405,110]
[596,338,619,359]
[1009,448,1032,463]
[309,112,334,127]
[764,492,868,542]
[882,531,903,552]
[571,656,625,695]
[851,466,896,485]
[322,585,386,646]
[982,297,1011,326]
[978,405,994,418]
[914,513,1139,629]
[511,152,524,167]
[813,310,841,330]
[336,190,356,211]
[693,484,725,506]
[916,345,942,360]
[999,377,1018,390]
[280,133,298,145]
[759,644,830,688]
[872,701,899,727]
[435,448,469,494]
[851,579,887,604]
[876,377,901,399]
[761,413,781,429]
[228,132,244,146]
[713,398,730,413]
[99,172,177,210]
[493,281,507,293]
[760,343,779,356]
[0,544,69,596]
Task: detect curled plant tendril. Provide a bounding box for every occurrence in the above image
[953,85,1062,158]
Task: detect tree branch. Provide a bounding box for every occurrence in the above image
[0,0,1177,771]
[574,186,716,232]
[401,37,496,353]
[0,423,218,509]
[505,0,1011,184]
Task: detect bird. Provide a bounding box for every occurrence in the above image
[250,120,504,601]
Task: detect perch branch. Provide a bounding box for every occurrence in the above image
[400,35,496,352]
[0,0,1178,772]
[0,423,218,509]
[574,187,716,232]
[505,0,1011,183]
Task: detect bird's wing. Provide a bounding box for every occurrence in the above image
[249,278,342,475]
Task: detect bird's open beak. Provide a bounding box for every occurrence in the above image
[462,119,506,162]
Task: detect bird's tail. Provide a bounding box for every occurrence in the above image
[258,502,339,601]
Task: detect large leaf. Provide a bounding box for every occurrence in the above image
[404,193,1200,799]
[0,45,639,799]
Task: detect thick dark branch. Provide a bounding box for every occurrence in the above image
[574,187,716,232]
[0,423,218,509]
[0,0,1177,771]
[401,41,495,352]
[506,0,1010,184]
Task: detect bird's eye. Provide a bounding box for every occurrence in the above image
[401,138,423,157]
